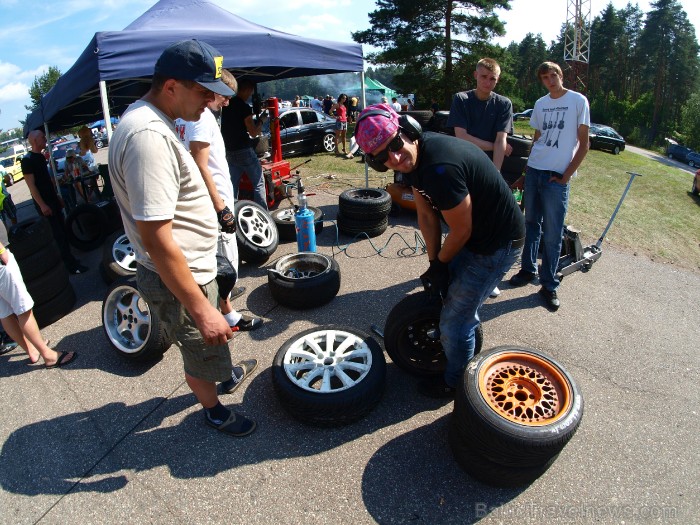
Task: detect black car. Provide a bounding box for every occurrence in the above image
[275,108,337,156]
[94,132,109,149]
[666,143,694,163]
[589,125,625,155]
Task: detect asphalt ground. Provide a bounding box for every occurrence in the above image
[0,149,698,524]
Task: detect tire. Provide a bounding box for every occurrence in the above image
[338,188,392,220]
[322,133,336,152]
[383,291,483,376]
[8,217,52,259]
[337,214,389,238]
[399,110,433,129]
[448,420,557,487]
[234,200,279,264]
[25,263,70,305]
[101,277,172,362]
[270,206,324,242]
[33,284,76,328]
[501,155,528,177]
[506,135,532,158]
[454,345,584,467]
[95,139,104,149]
[66,203,108,251]
[689,160,696,168]
[100,230,136,284]
[268,252,341,309]
[271,326,386,426]
[15,242,62,282]
[96,199,124,235]
[613,146,621,155]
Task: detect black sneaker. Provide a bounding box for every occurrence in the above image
[417,377,456,399]
[539,287,560,311]
[219,359,258,394]
[230,286,246,300]
[509,269,536,287]
[232,314,263,332]
[69,264,89,275]
[205,410,256,437]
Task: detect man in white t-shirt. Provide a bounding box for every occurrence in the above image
[109,39,257,437]
[391,97,402,112]
[177,70,263,334]
[509,61,590,312]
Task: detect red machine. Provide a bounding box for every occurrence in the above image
[238,97,291,208]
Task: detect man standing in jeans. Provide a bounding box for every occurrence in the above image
[509,61,590,311]
[221,79,268,209]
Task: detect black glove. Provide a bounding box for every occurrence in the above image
[217,206,236,234]
[420,259,450,299]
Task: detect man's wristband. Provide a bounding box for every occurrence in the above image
[0,247,6,255]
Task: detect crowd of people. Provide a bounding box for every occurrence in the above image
[3,38,588,434]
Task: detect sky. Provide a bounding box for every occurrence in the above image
[0,0,698,134]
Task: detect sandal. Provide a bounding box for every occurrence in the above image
[45,351,77,369]
[205,410,256,437]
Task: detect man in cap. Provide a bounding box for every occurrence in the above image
[109,39,256,437]
[355,103,525,398]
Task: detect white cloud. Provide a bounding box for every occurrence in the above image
[0,82,29,102]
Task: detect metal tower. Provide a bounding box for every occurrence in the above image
[563,0,591,93]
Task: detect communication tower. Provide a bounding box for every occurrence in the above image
[563,0,591,93]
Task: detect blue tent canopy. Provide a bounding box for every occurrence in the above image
[24,0,364,135]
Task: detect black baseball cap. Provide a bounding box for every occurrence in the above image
[154,39,234,97]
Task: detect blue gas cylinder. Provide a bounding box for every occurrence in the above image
[295,178,316,252]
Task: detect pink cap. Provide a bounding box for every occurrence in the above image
[355,103,399,153]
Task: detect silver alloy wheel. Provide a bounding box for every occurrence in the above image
[282,328,374,393]
[112,234,136,273]
[323,133,336,152]
[103,283,153,354]
[237,202,277,248]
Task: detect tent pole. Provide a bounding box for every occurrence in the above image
[44,122,62,201]
[99,81,114,143]
[361,71,368,188]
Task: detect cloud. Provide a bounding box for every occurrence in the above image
[0,82,29,102]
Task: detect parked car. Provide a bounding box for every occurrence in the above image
[0,154,24,184]
[686,151,700,168]
[51,139,81,174]
[513,109,533,121]
[94,133,109,149]
[271,107,337,156]
[666,143,694,163]
[589,125,625,155]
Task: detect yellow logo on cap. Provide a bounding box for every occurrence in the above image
[214,56,223,79]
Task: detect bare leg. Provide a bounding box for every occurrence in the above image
[185,373,219,409]
[334,131,341,153]
[1,312,58,364]
[340,130,347,153]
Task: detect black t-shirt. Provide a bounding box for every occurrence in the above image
[21,151,61,211]
[221,96,253,151]
[405,132,524,254]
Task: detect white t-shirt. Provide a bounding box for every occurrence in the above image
[108,100,217,284]
[178,109,236,210]
[527,89,590,176]
[392,102,402,112]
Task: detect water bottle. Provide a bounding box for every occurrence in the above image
[295,178,316,252]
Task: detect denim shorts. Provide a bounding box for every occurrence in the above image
[137,265,232,383]
[335,121,347,131]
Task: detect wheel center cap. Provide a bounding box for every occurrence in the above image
[323,357,334,366]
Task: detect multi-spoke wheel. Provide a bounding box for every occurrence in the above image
[234,200,279,264]
[100,230,136,283]
[101,277,171,361]
[272,326,386,426]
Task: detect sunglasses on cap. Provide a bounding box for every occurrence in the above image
[367,133,404,167]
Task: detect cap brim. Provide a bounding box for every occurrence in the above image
[197,80,235,97]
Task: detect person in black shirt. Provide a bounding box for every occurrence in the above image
[355,103,524,398]
[21,130,87,274]
[220,79,268,209]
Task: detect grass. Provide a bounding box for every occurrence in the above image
[297,123,700,273]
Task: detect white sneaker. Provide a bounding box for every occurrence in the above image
[489,286,501,298]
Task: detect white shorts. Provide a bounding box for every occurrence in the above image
[217,231,239,274]
[0,252,34,318]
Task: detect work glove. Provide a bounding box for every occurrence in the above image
[420,259,450,299]
[217,206,236,234]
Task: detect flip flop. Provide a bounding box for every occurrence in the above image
[45,351,77,369]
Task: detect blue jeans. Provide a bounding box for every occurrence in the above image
[440,241,523,387]
[227,147,267,209]
[521,167,570,292]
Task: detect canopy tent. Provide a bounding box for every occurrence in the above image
[24,0,364,136]
[88,117,120,129]
[342,77,397,100]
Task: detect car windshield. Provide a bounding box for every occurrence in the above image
[0,158,14,168]
[53,142,78,159]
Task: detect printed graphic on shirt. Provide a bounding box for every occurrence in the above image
[541,107,568,149]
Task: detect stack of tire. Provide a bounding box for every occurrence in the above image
[66,199,123,252]
[8,217,76,327]
[449,346,584,487]
[337,188,392,238]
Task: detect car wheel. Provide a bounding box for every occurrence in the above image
[270,206,324,242]
[337,214,389,238]
[689,160,696,168]
[100,230,136,284]
[338,188,392,220]
[8,217,52,259]
[33,284,76,328]
[613,146,621,155]
[271,325,386,426]
[323,133,336,152]
[95,139,104,149]
[383,291,482,376]
[234,200,279,264]
[267,252,340,309]
[453,345,584,468]
[101,277,171,362]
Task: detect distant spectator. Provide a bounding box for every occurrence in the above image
[323,95,333,115]
[311,96,324,112]
[391,97,402,112]
[407,98,415,110]
[77,126,98,169]
[349,95,359,122]
[292,95,300,107]
[0,176,17,226]
[431,98,440,114]
[331,94,349,155]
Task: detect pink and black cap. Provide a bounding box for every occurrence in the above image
[355,103,400,154]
